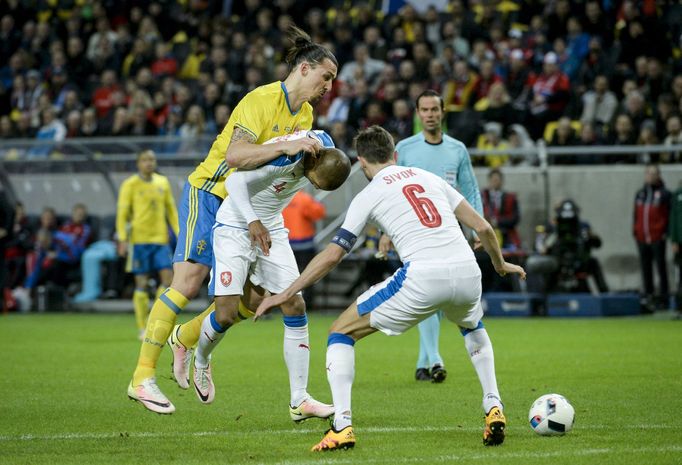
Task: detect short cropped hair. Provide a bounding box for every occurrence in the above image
[304,147,351,191]
[415,89,444,110]
[354,125,395,164]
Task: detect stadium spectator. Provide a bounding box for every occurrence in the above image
[477,122,510,168]
[607,114,638,163]
[478,82,517,132]
[0,114,13,138]
[21,203,91,298]
[0,0,680,164]
[385,99,413,142]
[526,52,571,140]
[633,164,671,312]
[580,75,618,131]
[620,90,650,133]
[551,117,580,148]
[338,44,385,88]
[636,119,660,163]
[4,202,32,295]
[663,115,682,162]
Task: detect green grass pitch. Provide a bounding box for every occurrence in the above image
[1,313,681,464]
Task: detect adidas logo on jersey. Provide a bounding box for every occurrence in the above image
[272,124,279,132]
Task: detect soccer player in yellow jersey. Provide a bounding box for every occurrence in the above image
[127,26,338,414]
[117,150,179,340]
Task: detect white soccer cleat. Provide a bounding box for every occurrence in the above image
[167,324,193,389]
[127,378,175,414]
[193,363,215,404]
[290,397,335,423]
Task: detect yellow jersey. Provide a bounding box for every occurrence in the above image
[187,81,313,199]
[116,173,180,244]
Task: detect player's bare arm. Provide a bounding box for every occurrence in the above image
[226,126,321,169]
[455,200,526,280]
[255,243,346,319]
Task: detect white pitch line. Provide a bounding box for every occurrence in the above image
[274,445,682,465]
[0,423,678,442]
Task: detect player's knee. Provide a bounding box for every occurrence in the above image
[214,302,239,326]
[170,264,208,298]
[280,295,306,316]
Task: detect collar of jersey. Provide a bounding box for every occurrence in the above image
[281,82,299,116]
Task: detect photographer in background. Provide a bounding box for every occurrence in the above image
[527,199,608,295]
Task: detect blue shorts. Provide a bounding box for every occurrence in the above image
[128,244,173,274]
[174,182,223,267]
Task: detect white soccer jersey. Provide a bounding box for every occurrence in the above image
[335,164,475,264]
[215,130,333,230]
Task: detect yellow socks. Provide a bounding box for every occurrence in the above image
[177,302,214,349]
[155,285,166,300]
[132,288,188,385]
[133,289,150,330]
[237,299,256,321]
[177,300,255,348]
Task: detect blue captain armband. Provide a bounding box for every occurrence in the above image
[331,228,357,253]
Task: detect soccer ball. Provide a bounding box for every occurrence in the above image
[528,393,575,435]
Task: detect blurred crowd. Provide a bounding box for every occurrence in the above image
[0,0,681,165]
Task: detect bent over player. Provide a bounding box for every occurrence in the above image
[256,126,525,451]
[191,131,350,421]
[127,26,338,414]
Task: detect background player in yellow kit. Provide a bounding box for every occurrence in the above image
[127,26,338,414]
[116,150,179,340]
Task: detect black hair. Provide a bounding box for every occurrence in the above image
[415,89,444,110]
[285,25,338,73]
[354,126,395,164]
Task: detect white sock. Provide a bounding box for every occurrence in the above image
[195,311,229,368]
[283,321,310,407]
[463,327,502,413]
[327,342,355,430]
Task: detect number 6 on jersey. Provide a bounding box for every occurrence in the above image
[402,184,442,228]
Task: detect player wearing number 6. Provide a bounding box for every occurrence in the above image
[255,126,526,451]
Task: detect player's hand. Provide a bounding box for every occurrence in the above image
[248,220,271,256]
[282,137,321,157]
[117,241,128,257]
[495,262,526,280]
[254,294,288,321]
[378,234,393,255]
